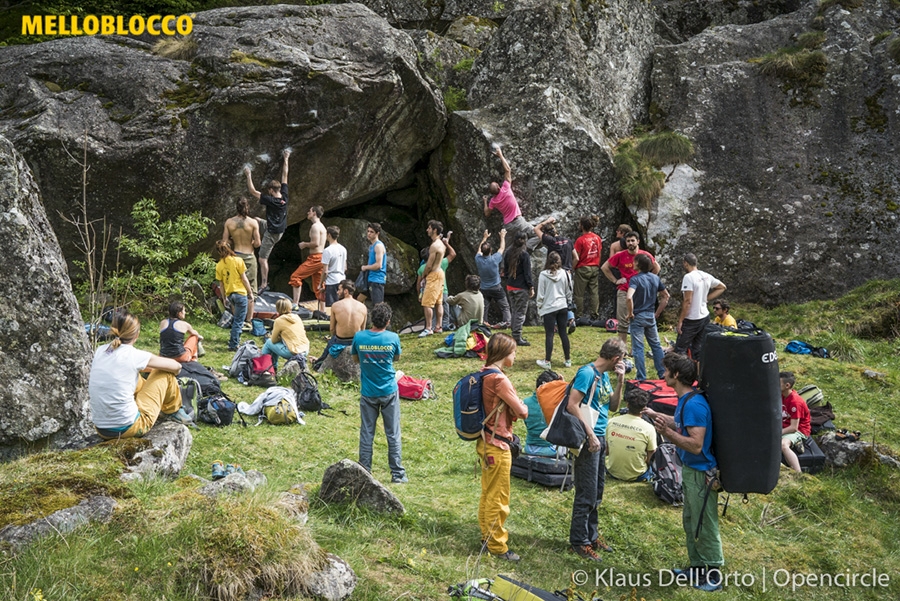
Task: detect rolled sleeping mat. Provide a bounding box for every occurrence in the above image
[699,330,781,494]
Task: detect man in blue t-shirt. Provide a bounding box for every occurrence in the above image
[475,229,511,328]
[359,222,387,305]
[626,253,670,380]
[351,303,407,483]
[567,338,626,562]
[643,353,724,592]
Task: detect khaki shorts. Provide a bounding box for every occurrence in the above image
[616,289,630,333]
[421,269,445,307]
[235,252,258,293]
[259,230,283,259]
[782,431,806,445]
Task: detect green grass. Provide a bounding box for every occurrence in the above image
[2,281,900,600]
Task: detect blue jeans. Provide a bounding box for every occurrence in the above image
[359,390,406,480]
[261,339,294,368]
[228,293,248,350]
[630,311,665,380]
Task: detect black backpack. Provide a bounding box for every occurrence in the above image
[197,394,246,427]
[651,442,684,505]
[291,370,328,413]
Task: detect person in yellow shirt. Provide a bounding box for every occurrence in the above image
[712,299,737,328]
[262,298,310,369]
[215,240,253,351]
[606,389,657,482]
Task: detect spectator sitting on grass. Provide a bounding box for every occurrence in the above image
[780,371,811,473]
[712,299,736,328]
[521,370,565,458]
[606,388,657,482]
[448,275,485,327]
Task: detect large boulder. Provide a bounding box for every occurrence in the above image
[646,0,900,304]
[426,0,656,313]
[0,135,92,458]
[0,4,446,263]
[117,422,192,481]
[302,553,358,601]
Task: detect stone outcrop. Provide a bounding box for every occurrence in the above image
[319,346,361,382]
[303,553,358,601]
[0,495,116,551]
[327,218,419,295]
[817,432,900,470]
[117,422,192,481]
[646,0,900,304]
[0,135,92,458]
[0,4,446,265]
[198,469,268,498]
[319,459,405,515]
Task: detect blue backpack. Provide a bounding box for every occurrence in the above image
[453,368,501,440]
[785,340,813,355]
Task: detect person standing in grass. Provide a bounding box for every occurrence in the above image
[215,240,254,352]
[351,303,407,484]
[569,337,626,562]
[90,311,194,439]
[503,232,533,346]
[643,353,724,592]
[475,229,511,328]
[536,251,573,370]
[477,332,529,561]
[625,253,669,381]
[222,197,260,322]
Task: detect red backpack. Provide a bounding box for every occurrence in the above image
[249,354,277,387]
[397,374,435,400]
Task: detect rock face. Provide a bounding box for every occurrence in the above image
[646,0,900,304]
[0,4,446,263]
[118,422,192,481]
[0,135,92,458]
[817,432,900,470]
[328,218,419,296]
[427,0,657,312]
[319,459,405,515]
[319,346,361,383]
[0,495,116,551]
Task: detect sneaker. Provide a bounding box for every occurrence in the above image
[418,329,433,338]
[225,464,246,477]
[258,284,270,295]
[391,475,409,484]
[570,544,602,562]
[515,338,531,346]
[567,320,577,335]
[211,460,226,480]
[227,346,238,352]
[280,360,302,380]
[492,322,510,330]
[491,550,521,562]
[694,571,723,593]
[165,408,196,428]
[536,359,552,370]
[564,360,572,368]
[291,304,300,312]
[242,321,252,332]
[591,535,613,553]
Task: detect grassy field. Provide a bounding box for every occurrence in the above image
[2,282,899,601]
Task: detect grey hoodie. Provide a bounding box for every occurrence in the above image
[536,269,573,316]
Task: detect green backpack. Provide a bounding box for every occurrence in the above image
[798,384,824,408]
[264,398,299,425]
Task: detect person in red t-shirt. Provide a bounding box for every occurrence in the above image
[601,232,659,346]
[780,371,812,472]
[572,215,602,322]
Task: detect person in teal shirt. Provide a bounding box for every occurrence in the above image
[351,303,407,483]
[567,338,626,561]
[522,370,564,457]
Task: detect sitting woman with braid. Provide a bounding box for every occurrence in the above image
[158,301,204,362]
[89,311,193,439]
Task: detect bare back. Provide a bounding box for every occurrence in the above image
[331,297,368,338]
[223,216,260,254]
[308,221,327,254]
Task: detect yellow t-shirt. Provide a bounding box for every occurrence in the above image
[271,314,310,355]
[605,413,657,481]
[714,314,737,328]
[216,255,247,296]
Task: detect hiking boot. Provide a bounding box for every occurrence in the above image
[197,341,206,357]
[567,320,577,335]
[391,475,409,484]
[591,535,613,553]
[280,360,302,380]
[536,359,552,370]
[211,460,226,480]
[418,329,433,338]
[165,408,196,428]
[515,338,531,346]
[570,544,602,562]
[491,550,521,562]
[694,569,723,592]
